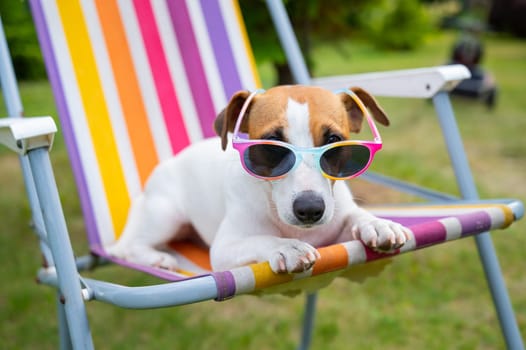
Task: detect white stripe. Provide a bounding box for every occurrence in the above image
[441,217,462,241]
[344,241,367,265]
[219,0,258,90]
[399,229,417,252]
[230,266,256,294]
[186,0,227,114]
[150,0,203,143]
[117,0,173,161]
[80,0,141,200]
[42,1,114,244]
[486,207,506,230]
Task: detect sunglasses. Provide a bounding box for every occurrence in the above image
[232,89,383,181]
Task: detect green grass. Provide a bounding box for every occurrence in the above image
[1,31,525,349]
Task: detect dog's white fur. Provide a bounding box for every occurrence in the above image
[107,86,409,273]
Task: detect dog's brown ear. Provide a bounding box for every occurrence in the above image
[340,87,390,133]
[214,90,251,150]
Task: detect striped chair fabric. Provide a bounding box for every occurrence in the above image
[30,0,523,297]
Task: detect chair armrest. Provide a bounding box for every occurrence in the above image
[0,116,57,154]
[312,64,471,98]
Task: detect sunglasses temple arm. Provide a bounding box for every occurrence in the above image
[337,89,382,143]
[366,113,382,143]
[232,89,266,138]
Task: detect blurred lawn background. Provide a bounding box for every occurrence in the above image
[1,5,525,350]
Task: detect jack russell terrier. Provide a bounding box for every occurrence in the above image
[107,86,410,274]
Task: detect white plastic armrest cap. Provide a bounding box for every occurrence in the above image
[312,64,471,98]
[0,116,57,154]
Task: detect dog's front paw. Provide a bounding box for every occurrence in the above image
[352,218,410,252]
[268,240,320,274]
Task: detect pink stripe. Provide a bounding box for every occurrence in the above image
[133,0,190,153]
[167,0,216,137]
[412,221,447,247]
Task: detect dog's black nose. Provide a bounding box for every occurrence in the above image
[293,191,325,224]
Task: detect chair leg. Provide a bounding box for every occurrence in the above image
[27,148,94,349]
[433,92,524,350]
[57,292,73,350]
[298,293,317,350]
[264,0,311,85]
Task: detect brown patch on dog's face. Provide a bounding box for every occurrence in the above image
[303,88,351,147]
[247,86,352,146]
[244,88,289,140]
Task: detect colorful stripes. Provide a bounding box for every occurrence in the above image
[223,203,519,296]
[92,202,522,298]
[30,0,522,299]
[30,0,260,244]
[95,0,159,185]
[133,0,190,153]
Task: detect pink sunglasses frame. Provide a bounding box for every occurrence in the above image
[231,89,383,181]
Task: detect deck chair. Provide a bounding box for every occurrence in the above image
[0,0,523,349]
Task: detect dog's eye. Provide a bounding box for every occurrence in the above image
[266,135,281,141]
[326,134,342,144]
[262,128,285,142]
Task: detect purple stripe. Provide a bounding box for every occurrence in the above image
[459,211,492,236]
[380,215,448,227]
[167,0,216,138]
[412,221,447,247]
[29,0,100,246]
[200,0,244,98]
[211,271,236,300]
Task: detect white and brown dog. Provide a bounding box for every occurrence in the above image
[107,86,409,274]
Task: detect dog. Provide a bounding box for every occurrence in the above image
[107,85,410,274]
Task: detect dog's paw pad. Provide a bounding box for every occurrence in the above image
[354,219,411,252]
[269,241,320,274]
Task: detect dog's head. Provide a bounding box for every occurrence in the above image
[214,86,389,229]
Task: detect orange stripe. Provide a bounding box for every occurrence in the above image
[312,244,349,275]
[95,0,158,186]
[57,0,130,235]
[168,241,212,271]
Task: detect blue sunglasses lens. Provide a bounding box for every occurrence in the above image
[244,144,295,177]
[320,145,371,178]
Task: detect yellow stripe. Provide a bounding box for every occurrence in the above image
[175,269,197,277]
[251,262,294,290]
[57,0,130,236]
[232,0,262,88]
[497,205,515,228]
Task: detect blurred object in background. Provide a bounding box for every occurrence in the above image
[449,31,497,108]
